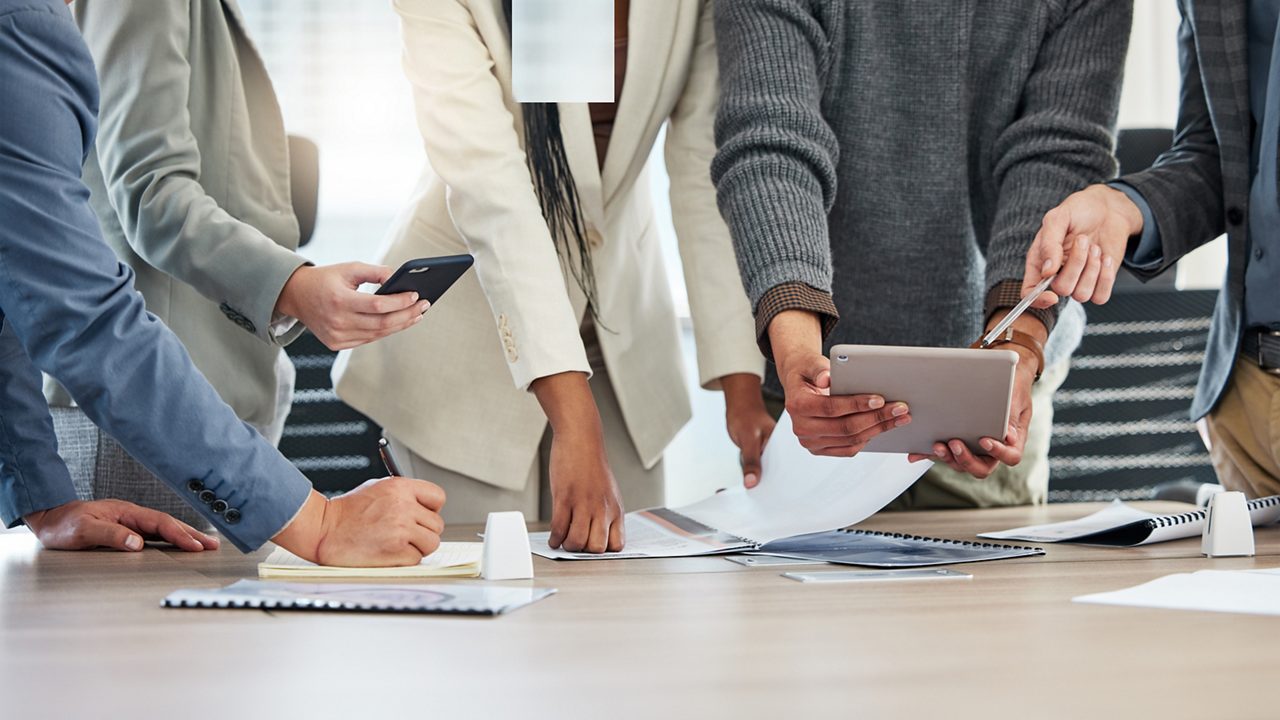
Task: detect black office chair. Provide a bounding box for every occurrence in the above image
[1115,127,1174,177]
[278,135,387,494]
[1112,128,1177,291]
[288,135,319,247]
[1048,290,1219,502]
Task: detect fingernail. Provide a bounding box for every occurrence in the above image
[980,438,993,451]
[1090,244,1101,259]
[1103,255,1114,268]
[410,292,419,303]
[891,403,909,417]
[895,415,911,427]
[125,535,142,551]
[950,440,965,455]
[1079,236,1090,249]
[868,396,884,409]
[934,447,947,458]
[745,473,758,487]
[1042,258,1053,272]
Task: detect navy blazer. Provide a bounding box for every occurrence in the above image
[0,0,310,551]
[1119,1,1258,420]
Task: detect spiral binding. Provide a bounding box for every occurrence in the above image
[162,598,488,614]
[836,528,1041,553]
[1144,494,1280,529]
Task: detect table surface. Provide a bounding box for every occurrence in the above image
[2,502,1277,720]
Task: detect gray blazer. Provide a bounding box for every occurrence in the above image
[45,0,307,433]
[1119,0,1252,420]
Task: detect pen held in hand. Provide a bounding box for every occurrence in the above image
[378,437,403,477]
[980,274,1056,348]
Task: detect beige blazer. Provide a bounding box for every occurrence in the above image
[46,0,307,435]
[334,0,761,491]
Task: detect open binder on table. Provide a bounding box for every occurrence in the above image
[979,496,1280,547]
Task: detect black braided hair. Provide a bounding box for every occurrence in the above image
[502,0,605,327]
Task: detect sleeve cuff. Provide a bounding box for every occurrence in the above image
[1109,182,1164,270]
[754,282,839,361]
[984,280,1059,335]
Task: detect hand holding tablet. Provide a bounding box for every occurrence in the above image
[828,344,1019,457]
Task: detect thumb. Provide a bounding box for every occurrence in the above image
[805,353,832,390]
[81,518,144,552]
[339,262,394,287]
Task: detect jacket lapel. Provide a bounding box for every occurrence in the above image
[601,0,682,208]
[1201,2,1252,158]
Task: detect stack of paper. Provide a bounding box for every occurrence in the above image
[530,412,932,560]
[1073,568,1280,616]
[258,542,483,579]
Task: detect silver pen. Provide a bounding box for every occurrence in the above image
[979,275,1056,348]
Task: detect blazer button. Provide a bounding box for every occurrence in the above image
[587,229,603,248]
[187,479,204,493]
[223,508,242,525]
[1227,206,1244,225]
[198,489,216,504]
[211,499,229,515]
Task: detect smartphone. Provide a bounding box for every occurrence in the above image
[375,254,474,305]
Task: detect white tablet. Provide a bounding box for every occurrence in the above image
[828,344,1019,456]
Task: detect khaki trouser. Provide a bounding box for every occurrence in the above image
[388,363,666,524]
[765,356,1069,509]
[1204,356,1280,498]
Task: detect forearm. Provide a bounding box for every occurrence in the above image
[711,0,839,309]
[766,310,825,368]
[531,372,603,439]
[0,323,79,527]
[987,0,1130,304]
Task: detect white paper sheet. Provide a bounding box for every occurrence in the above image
[1073,569,1280,616]
[530,412,932,559]
[979,500,1157,543]
[258,542,483,578]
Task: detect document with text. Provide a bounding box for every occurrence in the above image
[530,412,932,560]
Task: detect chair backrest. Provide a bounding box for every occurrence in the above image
[279,334,383,494]
[288,135,319,247]
[1049,289,1218,501]
[1115,127,1174,177]
[1112,128,1176,291]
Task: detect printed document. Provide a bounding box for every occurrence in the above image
[1074,568,1280,616]
[530,412,931,559]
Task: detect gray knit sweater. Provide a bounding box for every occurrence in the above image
[712,0,1131,395]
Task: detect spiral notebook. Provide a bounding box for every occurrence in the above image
[162,579,555,616]
[979,495,1280,547]
[748,529,1044,567]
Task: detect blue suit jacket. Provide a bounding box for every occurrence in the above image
[0,0,310,551]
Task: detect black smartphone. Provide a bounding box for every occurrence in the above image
[375,254,474,304]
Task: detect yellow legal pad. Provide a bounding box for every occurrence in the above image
[257,542,483,579]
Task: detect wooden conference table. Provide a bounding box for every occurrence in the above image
[1,502,1277,720]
